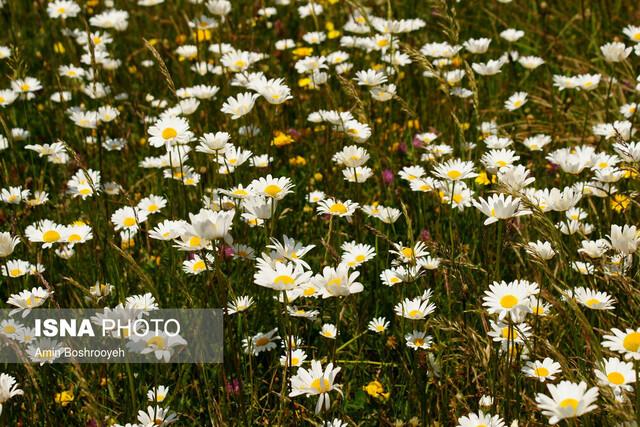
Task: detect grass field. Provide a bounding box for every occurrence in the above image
[1,0,640,425]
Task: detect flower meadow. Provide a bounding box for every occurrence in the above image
[1,0,640,425]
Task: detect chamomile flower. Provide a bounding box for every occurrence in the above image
[148,116,193,147]
[320,324,337,339]
[280,349,307,367]
[341,241,375,268]
[1,186,30,204]
[573,287,615,310]
[601,41,632,62]
[316,199,359,217]
[147,385,170,403]
[488,320,532,345]
[535,381,598,425]
[602,328,640,360]
[368,317,390,334]
[394,297,436,320]
[473,194,531,225]
[267,235,315,267]
[63,223,93,245]
[354,69,388,87]
[242,328,280,355]
[289,360,342,414]
[522,358,561,382]
[226,296,255,315]
[2,260,31,278]
[0,373,23,415]
[136,406,178,426]
[221,92,260,119]
[137,195,167,215]
[254,261,312,291]
[390,241,429,264]
[456,410,505,427]
[0,233,19,258]
[405,330,433,350]
[308,191,326,203]
[608,224,639,255]
[111,207,148,233]
[433,159,478,181]
[313,264,363,298]
[251,175,294,200]
[594,357,635,393]
[504,91,528,111]
[182,254,213,275]
[25,219,66,248]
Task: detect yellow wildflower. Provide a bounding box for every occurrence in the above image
[272,131,294,147]
[363,380,390,400]
[611,194,631,213]
[55,389,74,407]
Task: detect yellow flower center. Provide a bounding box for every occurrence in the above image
[25,296,41,307]
[414,338,425,347]
[310,377,331,393]
[43,230,61,243]
[189,236,202,247]
[408,309,422,318]
[3,325,16,334]
[559,398,579,414]
[607,371,625,385]
[193,260,206,271]
[146,336,166,349]
[274,275,295,286]
[500,294,518,309]
[20,83,30,91]
[9,268,22,277]
[329,203,348,214]
[147,204,159,212]
[264,184,282,198]
[534,367,549,377]
[401,247,413,258]
[584,298,600,307]
[123,217,136,227]
[162,127,177,140]
[532,305,545,316]
[447,169,462,179]
[255,336,270,347]
[68,234,82,243]
[355,254,365,262]
[501,327,516,340]
[327,277,342,287]
[303,287,316,296]
[623,332,640,352]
